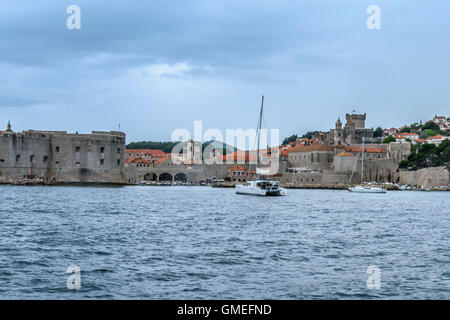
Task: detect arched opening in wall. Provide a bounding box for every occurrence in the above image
[174,173,187,183]
[152,173,158,181]
[143,173,152,181]
[159,172,173,182]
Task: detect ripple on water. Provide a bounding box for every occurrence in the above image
[0,186,449,299]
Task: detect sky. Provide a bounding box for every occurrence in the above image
[1,0,449,143]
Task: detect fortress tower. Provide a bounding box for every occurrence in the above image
[327,112,374,146]
[345,113,366,129]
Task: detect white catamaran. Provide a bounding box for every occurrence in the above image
[235,96,287,197]
[348,137,386,193]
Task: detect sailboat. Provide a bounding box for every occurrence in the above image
[348,137,386,193]
[235,96,287,196]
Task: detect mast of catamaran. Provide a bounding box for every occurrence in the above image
[361,137,365,185]
[255,95,264,175]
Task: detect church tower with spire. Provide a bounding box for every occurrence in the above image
[333,117,343,145]
[6,120,12,132]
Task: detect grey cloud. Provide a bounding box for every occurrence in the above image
[1,0,450,142]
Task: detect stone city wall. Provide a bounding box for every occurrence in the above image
[399,167,449,187]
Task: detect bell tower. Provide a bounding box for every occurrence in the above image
[333,117,343,145]
[6,120,12,132]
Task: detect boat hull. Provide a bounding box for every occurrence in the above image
[348,186,386,193]
[235,184,287,196]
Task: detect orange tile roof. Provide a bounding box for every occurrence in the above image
[153,155,171,166]
[345,147,387,153]
[125,157,153,164]
[219,151,257,162]
[229,165,245,171]
[426,135,445,140]
[289,144,333,153]
[393,132,418,137]
[126,149,167,157]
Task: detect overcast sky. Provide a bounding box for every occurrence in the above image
[1,0,449,143]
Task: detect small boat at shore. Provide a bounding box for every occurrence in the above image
[348,185,386,193]
[236,180,287,196]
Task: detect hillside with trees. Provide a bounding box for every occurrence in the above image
[399,139,450,170]
[399,120,449,138]
[126,140,236,155]
[126,141,178,153]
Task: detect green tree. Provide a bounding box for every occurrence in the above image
[383,136,396,143]
[282,134,298,145]
[401,126,411,133]
[373,127,383,138]
[422,129,438,138]
[400,139,450,169]
[126,141,178,153]
[422,120,440,132]
[301,131,321,139]
[411,123,423,130]
[398,159,410,169]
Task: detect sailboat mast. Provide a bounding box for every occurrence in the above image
[256,95,264,165]
[361,137,365,185]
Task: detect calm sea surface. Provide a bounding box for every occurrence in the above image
[0,185,449,299]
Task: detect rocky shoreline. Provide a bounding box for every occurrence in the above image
[211,181,449,191]
[0,180,129,187]
[2,180,448,191]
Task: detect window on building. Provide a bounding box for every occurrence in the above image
[117,159,121,166]
[76,146,80,152]
[75,161,80,165]
[101,147,105,153]
[100,159,104,165]
[117,148,121,154]
[56,146,60,152]
[55,161,59,164]
[43,156,48,163]
[16,154,20,161]
[30,155,34,162]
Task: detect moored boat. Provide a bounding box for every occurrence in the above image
[236,180,287,196]
[348,185,386,193]
[235,96,287,197]
[347,137,386,194]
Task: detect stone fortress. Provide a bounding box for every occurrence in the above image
[0,113,421,186]
[0,122,126,184]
